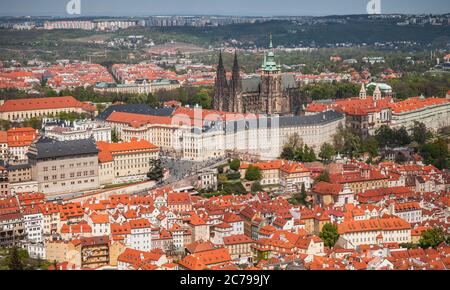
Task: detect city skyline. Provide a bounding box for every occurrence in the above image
[0,0,449,17]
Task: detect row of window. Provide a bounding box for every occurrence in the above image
[43,162,95,171]
[43,170,96,180]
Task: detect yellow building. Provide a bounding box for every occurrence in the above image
[97,138,159,185]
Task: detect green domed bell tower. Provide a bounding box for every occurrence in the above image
[260,33,283,114]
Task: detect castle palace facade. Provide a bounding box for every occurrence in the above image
[213,36,305,115]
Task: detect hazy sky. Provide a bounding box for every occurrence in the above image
[0,0,449,17]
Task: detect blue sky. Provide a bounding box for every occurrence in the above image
[0,0,448,17]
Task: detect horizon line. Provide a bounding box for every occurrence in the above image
[1,12,450,18]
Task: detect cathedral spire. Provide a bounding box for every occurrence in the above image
[232,50,239,74]
[218,50,224,69]
[214,50,229,111]
[262,33,279,72]
[269,33,273,49]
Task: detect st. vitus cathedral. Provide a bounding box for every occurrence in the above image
[213,35,305,115]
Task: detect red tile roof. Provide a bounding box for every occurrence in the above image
[388,97,449,114]
[0,96,96,112]
[312,182,344,196]
[338,217,411,234]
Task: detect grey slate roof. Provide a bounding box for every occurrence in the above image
[242,77,261,93]
[241,74,297,93]
[279,110,344,127]
[201,110,344,134]
[27,137,99,159]
[97,104,176,120]
[6,163,31,171]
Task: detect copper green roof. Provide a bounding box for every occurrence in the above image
[261,33,281,72]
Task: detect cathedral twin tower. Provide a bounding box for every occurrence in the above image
[213,50,243,113]
[213,35,292,115]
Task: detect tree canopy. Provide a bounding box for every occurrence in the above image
[147,159,164,182]
[319,223,340,248]
[419,228,448,249]
[245,165,262,181]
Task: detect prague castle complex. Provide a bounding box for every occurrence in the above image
[213,35,298,115]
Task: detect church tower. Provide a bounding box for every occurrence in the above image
[229,51,243,113]
[260,33,283,114]
[359,83,367,99]
[373,85,382,100]
[213,51,229,111]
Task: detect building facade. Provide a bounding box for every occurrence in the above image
[27,138,100,196]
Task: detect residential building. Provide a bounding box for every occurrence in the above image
[337,217,411,249]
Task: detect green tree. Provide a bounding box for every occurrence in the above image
[419,227,446,249]
[226,172,241,180]
[22,117,42,130]
[280,146,295,160]
[293,144,316,162]
[96,103,106,114]
[245,165,262,181]
[111,128,120,142]
[412,121,430,145]
[288,183,308,205]
[343,133,362,158]
[0,119,11,130]
[229,158,241,171]
[190,88,213,109]
[319,143,335,163]
[420,138,449,170]
[8,247,23,270]
[314,170,330,185]
[147,159,164,183]
[281,133,303,160]
[304,145,316,162]
[375,125,395,148]
[319,223,340,248]
[333,124,361,157]
[251,181,263,193]
[399,243,419,249]
[361,136,379,157]
[217,174,228,184]
[396,127,411,146]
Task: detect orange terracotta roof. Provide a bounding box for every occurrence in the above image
[312,181,344,196]
[178,248,231,270]
[60,222,92,234]
[223,234,254,245]
[394,202,421,212]
[0,96,96,112]
[106,111,173,127]
[388,97,449,114]
[338,217,411,234]
[97,138,158,153]
[167,192,191,205]
[90,212,109,224]
[0,131,7,143]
